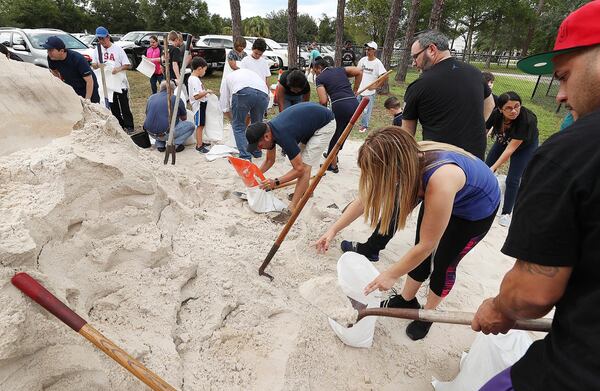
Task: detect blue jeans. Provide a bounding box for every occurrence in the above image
[358,94,375,129]
[485,136,538,214]
[283,94,303,110]
[232,87,269,160]
[151,120,195,148]
[150,74,164,95]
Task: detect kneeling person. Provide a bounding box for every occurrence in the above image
[246,102,336,212]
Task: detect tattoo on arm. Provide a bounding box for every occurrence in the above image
[518,261,560,277]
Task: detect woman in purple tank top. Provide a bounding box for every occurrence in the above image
[316,126,500,340]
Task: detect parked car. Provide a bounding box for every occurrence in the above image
[197,34,280,70]
[115,31,225,75]
[0,27,94,67]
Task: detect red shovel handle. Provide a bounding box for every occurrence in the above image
[11,272,87,332]
[350,96,370,125]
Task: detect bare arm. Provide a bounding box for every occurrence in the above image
[259,148,276,174]
[316,85,329,106]
[472,260,572,334]
[484,94,495,122]
[276,83,286,112]
[490,139,522,172]
[302,90,311,103]
[83,74,94,100]
[50,69,61,78]
[228,59,239,70]
[173,62,181,81]
[401,119,417,136]
[345,67,363,94]
[315,198,365,253]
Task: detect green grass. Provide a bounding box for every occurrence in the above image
[126,67,563,145]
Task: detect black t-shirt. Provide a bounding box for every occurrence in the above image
[486,106,538,150]
[403,57,491,159]
[503,109,600,391]
[341,49,356,67]
[167,45,183,79]
[279,69,310,96]
[48,49,100,103]
[393,112,402,126]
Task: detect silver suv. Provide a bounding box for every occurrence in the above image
[0,27,94,67]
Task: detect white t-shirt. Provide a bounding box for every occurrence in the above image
[188,75,206,113]
[357,57,386,96]
[240,56,271,81]
[219,68,269,112]
[92,43,130,89]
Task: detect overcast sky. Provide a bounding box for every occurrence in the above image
[203,0,338,21]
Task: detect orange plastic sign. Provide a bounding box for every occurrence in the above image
[228,156,266,188]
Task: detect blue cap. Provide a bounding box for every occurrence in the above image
[42,36,66,50]
[95,26,109,38]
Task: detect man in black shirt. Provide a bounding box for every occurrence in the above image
[473,2,600,390]
[341,40,356,67]
[167,31,183,84]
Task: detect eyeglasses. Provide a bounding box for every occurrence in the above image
[502,104,521,113]
[411,46,428,60]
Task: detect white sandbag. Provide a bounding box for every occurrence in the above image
[94,65,122,103]
[268,92,274,110]
[136,56,155,78]
[174,83,188,104]
[183,109,197,146]
[432,330,533,391]
[495,174,506,216]
[204,94,224,142]
[246,187,287,213]
[205,144,239,161]
[328,252,382,348]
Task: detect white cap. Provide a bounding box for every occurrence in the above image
[365,41,378,50]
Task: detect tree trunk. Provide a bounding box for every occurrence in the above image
[230,0,242,37]
[334,0,345,66]
[395,0,420,83]
[428,0,445,30]
[380,0,404,93]
[287,0,298,68]
[521,0,545,56]
[464,21,474,63]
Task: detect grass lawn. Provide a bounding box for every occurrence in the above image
[126,66,563,149]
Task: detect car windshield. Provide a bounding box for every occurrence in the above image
[28,32,88,49]
[120,32,145,42]
[264,39,282,49]
[80,35,95,45]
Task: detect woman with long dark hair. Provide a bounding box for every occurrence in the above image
[316,127,500,340]
[485,91,539,227]
[312,56,363,173]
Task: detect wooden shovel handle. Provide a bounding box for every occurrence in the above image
[355,69,393,96]
[356,308,552,332]
[11,273,178,391]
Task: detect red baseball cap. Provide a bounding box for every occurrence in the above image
[518,0,600,74]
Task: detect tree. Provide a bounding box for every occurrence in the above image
[297,13,318,42]
[334,0,346,66]
[287,0,298,68]
[243,16,270,37]
[230,0,242,37]
[380,0,404,93]
[266,10,288,42]
[317,14,335,43]
[395,0,420,83]
[346,0,391,44]
[428,0,445,30]
[521,0,544,56]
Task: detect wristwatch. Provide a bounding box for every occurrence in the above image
[274,178,280,186]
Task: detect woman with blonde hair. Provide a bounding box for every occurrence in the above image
[316,126,500,340]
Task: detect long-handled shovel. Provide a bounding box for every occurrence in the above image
[11,272,178,391]
[355,69,393,96]
[96,43,110,109]
[352,307,552,332]
[164,35,193,165]
[163,36,173,147]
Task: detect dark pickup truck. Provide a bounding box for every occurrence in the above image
[115,31,225,75]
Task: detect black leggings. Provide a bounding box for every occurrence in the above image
[409,204,496,297]
[327,97,359,155]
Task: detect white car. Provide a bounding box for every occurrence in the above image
[244,36,288,69]
[197,34,280,70]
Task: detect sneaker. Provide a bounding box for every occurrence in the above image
[406,320,433,341]
[327,164,339,174]
[252,150,263,159]
[157,147,166,152]
[358,126,367,133]
[340,240,379,262]
[498,214,511,227]
[380,291,421,309]
[175,144,185,152]
[196,145,210,154]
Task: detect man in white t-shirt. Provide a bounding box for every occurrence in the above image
[356,41,388,133]
[220,68,269,160]
[91,26,135,133]
[240,38,271,90]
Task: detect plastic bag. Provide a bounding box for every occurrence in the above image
[432,330,533,391]
[228,157,266,187]
[204,94,224,142]
[246,187,287,213]
[136,56,155,78]
[328,252,382,348]
[205,144,239,161]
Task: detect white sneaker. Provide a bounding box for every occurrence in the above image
[498,214,511,227]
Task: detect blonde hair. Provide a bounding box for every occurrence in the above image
[357,126,474,235]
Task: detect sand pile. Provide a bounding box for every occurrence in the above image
[0,64,519,390]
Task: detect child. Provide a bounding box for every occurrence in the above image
[227,36,247,70]
[189,57,213,153]
[384,96,403,126]
[240,38,271,90]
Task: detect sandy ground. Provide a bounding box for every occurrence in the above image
[0,59,524,390]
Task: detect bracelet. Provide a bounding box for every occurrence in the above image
[274,178,280,186]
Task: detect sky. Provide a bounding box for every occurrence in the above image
[203,0,338,21]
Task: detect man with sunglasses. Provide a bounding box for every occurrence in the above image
[91,26,135,134]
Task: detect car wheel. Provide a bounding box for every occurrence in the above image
[277,57,284,70]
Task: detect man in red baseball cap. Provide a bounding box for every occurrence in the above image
[472,1,600,390]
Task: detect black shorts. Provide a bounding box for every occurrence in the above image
[194,101,208,126]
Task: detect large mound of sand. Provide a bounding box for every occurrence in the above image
[0,65,519,390]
